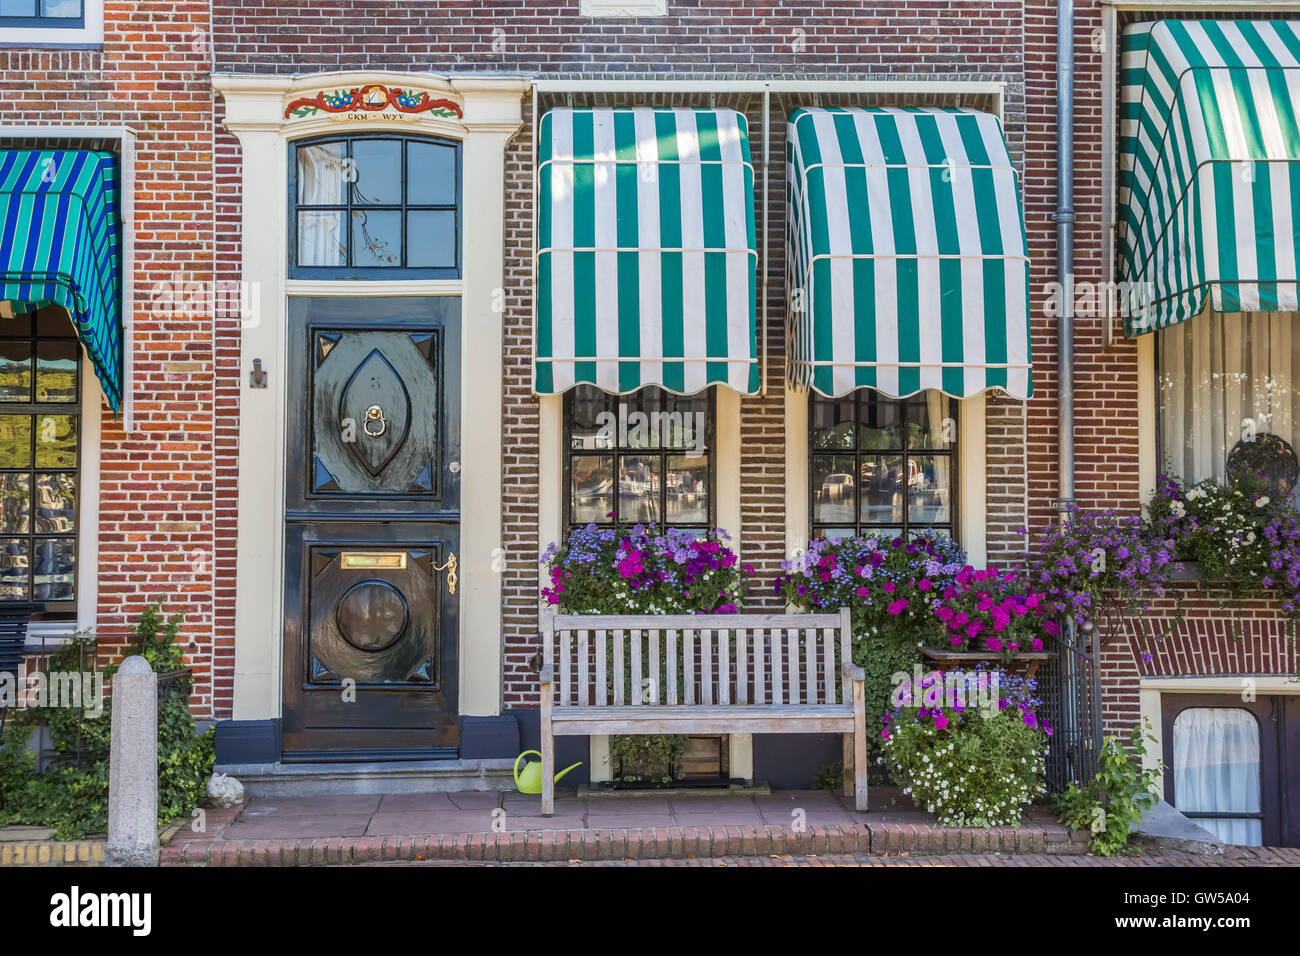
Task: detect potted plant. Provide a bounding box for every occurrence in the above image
[922,566,1056,676]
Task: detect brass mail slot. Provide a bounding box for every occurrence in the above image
[340,551,407,570]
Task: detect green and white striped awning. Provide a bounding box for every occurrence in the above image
[0,150,123,411]
[786,107,1032,400]
[1120,19,1300,335]
[535,107,759,395]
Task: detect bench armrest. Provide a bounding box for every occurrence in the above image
[538,664,553,684]
[842,661,865,682]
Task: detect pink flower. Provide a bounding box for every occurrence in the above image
[918,578,932,591]
[855,586,869,598]
[884,582,896,594]
[887,598,909,615]
[985,636,1003,652]
[1031,637,1043,651]
[1043,619,1060,636]
[933,715,949,730]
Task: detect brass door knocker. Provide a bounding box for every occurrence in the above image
[432,551,457,595]
[363,404,386,438]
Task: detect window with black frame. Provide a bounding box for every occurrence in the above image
[290,134,460,278]
[0,308,80,606]
[0,0,84,28]
[565,385,713,533]
[809,389,956,541]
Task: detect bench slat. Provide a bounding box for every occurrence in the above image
[613,628,625,706]
[701,629,712,705]
[754,627,765,705]
[821,627,834,705]
[805,628,815,706]
[666,629,677,705]
[684,629,695,705]
[787,627,799,705]
[595,628,607,706]
[736,628,748,704]
[577,629,589,707]
[719,629,730,705]
[771,628,783,705]
[631,627,642,706]
[649,628,660,704]
[559,631,571,706]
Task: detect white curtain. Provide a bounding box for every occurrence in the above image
[1159,311,1300,497]
[1172,707,1263,846]
[296,142,348,266]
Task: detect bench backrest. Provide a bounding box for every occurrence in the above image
[540,609,853,708]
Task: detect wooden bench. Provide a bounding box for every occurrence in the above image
[537,608,866,815]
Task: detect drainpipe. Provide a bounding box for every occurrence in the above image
[1055,0,1076,524]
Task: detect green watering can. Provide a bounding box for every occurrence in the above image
[513,750,582,794]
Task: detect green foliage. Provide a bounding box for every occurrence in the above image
[856,633,923,776]
[810,760,842,791]
[609,733,687,785]
[0,601,214,840]
[1054,723,1163,856]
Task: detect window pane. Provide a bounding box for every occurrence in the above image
[618,455,661,524]
[0,538,27,600]
[297,142,348,205]
[569,387,614,450]
[0,473,28,533]
[41,0,80,16]
[1173,707,1262,847]
[297,211,346,266]
[908,455,953,524]
[407,209,456,268]
[819,527,858,541]
[861,454,905,524]
[0,0,37,15]
[34,472,75,532]
[812,454,856,524]
[351,210,402,267]
[408,142,457,205]
[32,537,73,601]
[350,139,402,206]
[811,397,856,450]
[570,454,613,524]
[0,341,31,402]
[906,393,953,449]
[35,414,76,468]
[35,339,77,403]
[859,394,902,450]
[666,454,708,524]
[0,416,31,468]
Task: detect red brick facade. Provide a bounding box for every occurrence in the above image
[0,4,217,713]
[2,1,1291,733]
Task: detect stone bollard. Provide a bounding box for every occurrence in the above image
[105,656,158,867]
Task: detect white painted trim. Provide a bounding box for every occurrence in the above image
[784,382,810,559]
[0,1,103,46]
[581,0,667,15]
[217,73,527,726]
[76,353,101,636]
[716,388,742,547]
[959,394,987,568]
[0,123,137,433]
[1137,334,1157,505]
[285,279,463,298]
[1137,676,1300,780]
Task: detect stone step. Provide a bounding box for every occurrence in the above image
[213,758,517,798]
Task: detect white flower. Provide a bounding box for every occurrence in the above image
[1171,501,1187,517]
[1256,496,1271,508]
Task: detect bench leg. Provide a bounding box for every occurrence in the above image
[842,733,854,801]
[541,688,555,817]
[852,676,868,812]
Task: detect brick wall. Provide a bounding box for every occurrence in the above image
[0,2,217,714]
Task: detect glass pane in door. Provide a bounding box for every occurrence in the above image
[1173,707,1263,846]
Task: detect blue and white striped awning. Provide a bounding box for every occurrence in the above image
[0,150,123,411]
[1119,19,1300,335]
[535,107,759,396]
[786,107,1032,400]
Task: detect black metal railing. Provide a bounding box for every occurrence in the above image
[0,623,104,772]
[1038,620,1103,792]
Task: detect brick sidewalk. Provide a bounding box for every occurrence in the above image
[161,788,1092,865]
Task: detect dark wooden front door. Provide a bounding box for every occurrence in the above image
[283,297,460,760]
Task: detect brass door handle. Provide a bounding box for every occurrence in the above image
[432,551,457,596]
[364,403,386,438]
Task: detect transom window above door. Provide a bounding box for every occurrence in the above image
[290,135,461,279]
